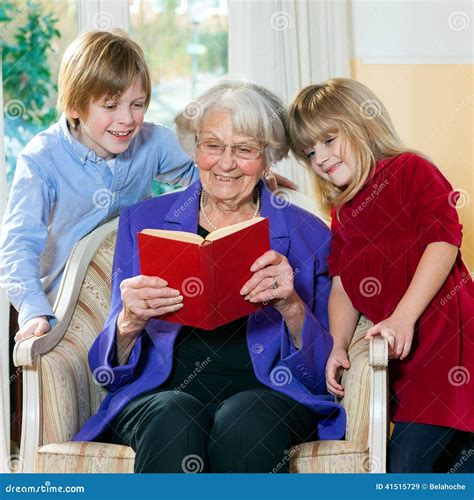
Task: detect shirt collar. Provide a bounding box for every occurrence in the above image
[58,113,108,165]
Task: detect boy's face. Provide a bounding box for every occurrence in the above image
[69,77,147,160]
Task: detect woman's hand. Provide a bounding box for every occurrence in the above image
[364,312,415,360]
[117,275,183,340]
[14,316,51,343]
[240,250,298,313]
[325,346,351,397]
[240,250,305,346]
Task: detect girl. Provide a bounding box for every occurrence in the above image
[289,78,473,473]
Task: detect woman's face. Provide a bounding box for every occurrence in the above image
[196,110,267,205]
[303,134,357,188]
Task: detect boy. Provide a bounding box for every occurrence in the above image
[0,30,199,341]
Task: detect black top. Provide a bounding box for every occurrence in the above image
[158,225,266,402]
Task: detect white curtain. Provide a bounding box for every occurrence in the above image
[228,0,351,194]
[78,0,129,33]
[0,46,12,472]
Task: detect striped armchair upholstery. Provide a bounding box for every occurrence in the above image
[13,188,387,474]
[289,316,388,473]
[13,217,135,473]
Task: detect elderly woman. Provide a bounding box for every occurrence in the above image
[74,79,345,472]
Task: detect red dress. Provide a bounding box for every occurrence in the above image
[328,152,473,431]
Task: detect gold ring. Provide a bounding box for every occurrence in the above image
[144,299,151,309]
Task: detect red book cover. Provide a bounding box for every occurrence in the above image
[138,217,270,329]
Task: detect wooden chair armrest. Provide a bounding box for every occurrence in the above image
[368,336,389,472]
[13,218,118,369]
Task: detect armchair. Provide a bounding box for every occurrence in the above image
[13,188,388,473]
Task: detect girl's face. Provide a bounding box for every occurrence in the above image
[303,134,356,188]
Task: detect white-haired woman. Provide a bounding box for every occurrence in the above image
[75,79,345,473]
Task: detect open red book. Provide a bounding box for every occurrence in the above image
[138,217,270,330]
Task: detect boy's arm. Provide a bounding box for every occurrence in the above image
[0,155,55,328]
[154,127,198,187]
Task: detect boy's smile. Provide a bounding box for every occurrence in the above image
[69,77,146,160]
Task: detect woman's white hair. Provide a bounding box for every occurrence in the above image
[175,77,290,165]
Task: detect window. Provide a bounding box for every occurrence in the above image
[129,0,228,128]
[2,0,78,185]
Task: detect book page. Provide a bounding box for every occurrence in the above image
[140,229,204,245]
[204,217,265,242]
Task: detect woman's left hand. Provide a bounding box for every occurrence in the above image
[364,313,415,360]
[240,250,299,313]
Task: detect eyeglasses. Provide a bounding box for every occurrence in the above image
[195,138,266,160]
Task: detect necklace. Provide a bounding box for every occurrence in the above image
[199,188,261,231]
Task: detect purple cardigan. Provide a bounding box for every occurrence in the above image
[74,180,346,441]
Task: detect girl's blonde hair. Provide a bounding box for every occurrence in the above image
[57,30,151,128]
[289,78,409,216]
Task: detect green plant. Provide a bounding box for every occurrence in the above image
[1,1,60,125]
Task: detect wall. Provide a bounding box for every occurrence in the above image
[350,0,473,269]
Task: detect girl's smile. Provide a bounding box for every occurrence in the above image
[304,136,356,188]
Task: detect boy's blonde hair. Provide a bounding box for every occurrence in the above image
[57,30,151,128]
[289,78,408,216]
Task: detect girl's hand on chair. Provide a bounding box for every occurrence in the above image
[364,313,415,360]
[14,316,51,343]
[325,346,351,397]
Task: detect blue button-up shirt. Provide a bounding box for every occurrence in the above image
[0,114,198,327]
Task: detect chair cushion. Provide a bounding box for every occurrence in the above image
[35,442,135,473]
[289,440,369,473]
